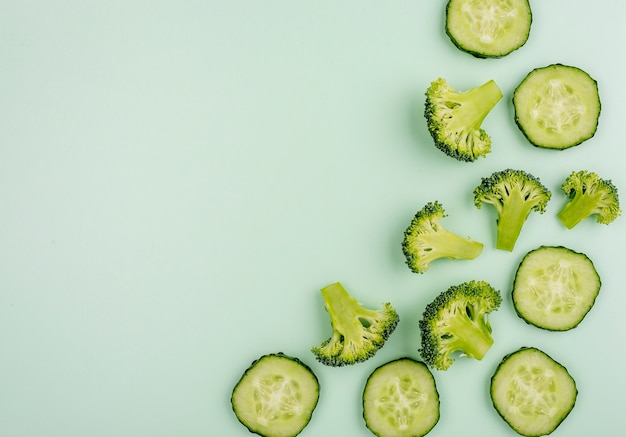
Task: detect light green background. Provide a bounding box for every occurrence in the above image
[1,1,624,436]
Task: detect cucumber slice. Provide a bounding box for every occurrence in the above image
[513,64,601,149]
[512,246,601,331]
[490,347,577,437]
[363,358,440,437]
[231,353,320,437]
[445,0,532,58]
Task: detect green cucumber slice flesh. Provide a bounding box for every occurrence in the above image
[491,347,577,437]
[363,358,440,437]
[513,64,601,149]
[512,245,601,331]
[231,353,320,437]
[445,0,532,58]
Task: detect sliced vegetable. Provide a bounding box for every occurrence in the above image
[490,347,577,437]
[513,64,601,150]
[363,358,440,437]
[445,0,532,58]
[512,245,601,331]
[231,353,320,437]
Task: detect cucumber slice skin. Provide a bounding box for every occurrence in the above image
[512,245,601,331]
[363,358,440,437]
[490,347,577,437]
[445,0,532,58]
[231,353,320,437]
[513,64,601,150]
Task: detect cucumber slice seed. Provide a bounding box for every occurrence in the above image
[445,0,532,58]
[363,358,440,437]
[491,347,577,437]
[513,64,601,149]
[231,353,320,437]
[512,246,601,331]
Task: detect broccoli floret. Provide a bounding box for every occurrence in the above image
[473,168,551,252]
[402,201,484,274]
[419,280,502,371]
[311,282,399,367]
[557,170,621,229]
[425,78,503,162]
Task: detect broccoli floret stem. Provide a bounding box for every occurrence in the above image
[558,192,603,229]
[442,309,494,360]
[419,228,484,263]
[495,188,534,251]
[321,282,377,328]
[446,79,502,132]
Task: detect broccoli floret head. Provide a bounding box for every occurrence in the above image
[557,170,621,229]
[311,282,399,367]
[424,78,503,162]
[419,280,502,371]
[402,201,484,274]
[473,168,551,251]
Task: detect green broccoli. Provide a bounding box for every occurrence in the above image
[425,77,503,162]
[311,282,399,367]
[473,168,551,251]
[402,201,484,274]
[557,170,621,229]
[419,280,502,371]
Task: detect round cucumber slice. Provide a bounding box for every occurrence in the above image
[513,64,601,149]
[363,358,440,437]
[512,245,601,331]
[445,0,532,58]
[490,347,577,437]
[231,353,320,437]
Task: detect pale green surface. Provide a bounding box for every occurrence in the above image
[0,1,624,436]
